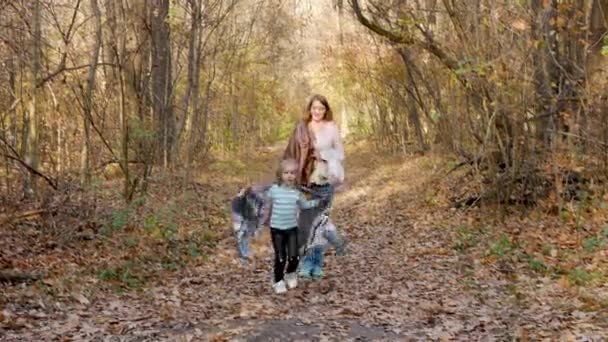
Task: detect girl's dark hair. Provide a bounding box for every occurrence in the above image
[304,94,333,122]
[276,158,298,185]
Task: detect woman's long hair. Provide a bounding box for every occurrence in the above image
[304,94,333,122]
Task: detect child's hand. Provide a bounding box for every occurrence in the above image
[237,186,251,197]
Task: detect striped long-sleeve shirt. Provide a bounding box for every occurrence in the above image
[266,184,318,229]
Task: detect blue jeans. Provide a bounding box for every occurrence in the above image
[300,245,325,276]
[300,229,343,273]
[235,220,256,262]
[237,232,249,261]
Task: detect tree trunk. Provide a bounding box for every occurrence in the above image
[530,0,552,144]
[335,0,349,137]
[426,0,437,25]
[56,125,63,174]
[230,73,239,149]
[118,61,130,202]
[8,55,17,150]
[102,0,118,87]
[81,0,102,185]
[589,0,608,53]
[175,0,203,163]
[115,0,131,202]
[23,0,42,198]
[185,0,203,181]
[603,96,608,178]
[531,0,560,147]
[545,0,560,146]
[6,29,17,195]
[569,0,587,152]
[149,0,174,167]
[398,48,428,152]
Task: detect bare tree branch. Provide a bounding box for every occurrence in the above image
[349,0,412,44]
[0,136,58,190]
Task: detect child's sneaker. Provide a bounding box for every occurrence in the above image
[311,269,324,279]
[298,260,313,279]
[298,268,312,279]
[239,257,250,266]
[285,273,298,289]
[273,280,287,294]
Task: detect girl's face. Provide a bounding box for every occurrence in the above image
[281,164,298,185]
[309,100,327,122]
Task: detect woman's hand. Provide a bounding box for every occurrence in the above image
[237,186,252,197]
[328,174,340,185]
[313,149,321,160]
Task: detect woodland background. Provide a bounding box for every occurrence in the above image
[0,0,607,205]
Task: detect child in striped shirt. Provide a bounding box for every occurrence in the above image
[266,158,325,294]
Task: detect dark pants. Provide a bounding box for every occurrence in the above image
[270,227,299,283]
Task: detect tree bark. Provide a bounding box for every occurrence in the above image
[149,0,174,167]
[23,0,42,198]
[4,20,18,195]
[589,0,608,53]
[335,0,349,137]
[570,0,587,152]
[398,48,428,152]
[185,0,203,180]
[530,0,552,144]
[174,0,203,162]
[81,0,102,185]
[545,0,560,147]
[426,0,437,25]
[115,0,131,202]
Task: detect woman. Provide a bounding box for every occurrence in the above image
[283,94,346,278]
[284,94,344,195]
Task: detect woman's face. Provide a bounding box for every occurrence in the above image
[309,100,327,122]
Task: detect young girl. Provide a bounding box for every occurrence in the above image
[265,158,324,294]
